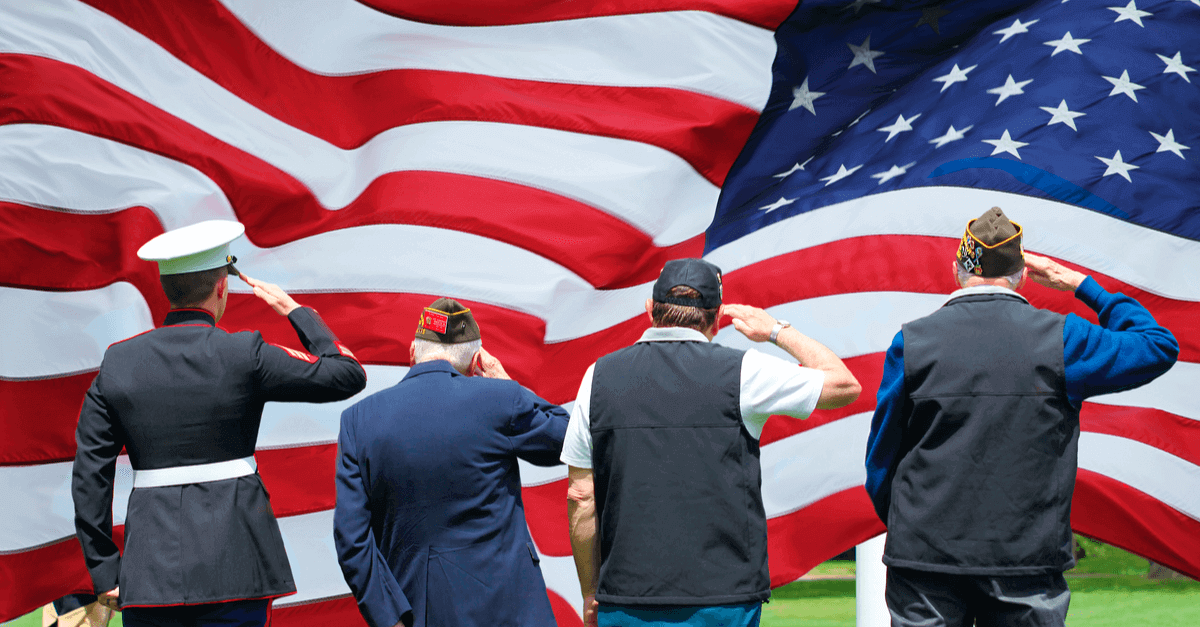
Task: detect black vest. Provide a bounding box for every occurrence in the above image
[590,339,770,606]
[885,292,1079,575]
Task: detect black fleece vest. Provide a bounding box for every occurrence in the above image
[885,292,1079,575]
[590,339,770,606]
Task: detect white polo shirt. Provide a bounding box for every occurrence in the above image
[560,327,825,469]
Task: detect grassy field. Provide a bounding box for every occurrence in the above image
[761,538,1200,627]
[7,539,1197,626]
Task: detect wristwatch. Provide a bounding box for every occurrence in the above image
[769,320,791,344]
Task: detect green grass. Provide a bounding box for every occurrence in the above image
[758,538,1200,627]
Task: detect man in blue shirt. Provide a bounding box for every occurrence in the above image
[334,298,569,627]
[865,207,1178,627]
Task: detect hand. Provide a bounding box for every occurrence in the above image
[97,586,119,611]
[471,347,510,380]
[240,273,301,316]
[582,594,599,627]
[723,304,778,343]
[1025,253,1086,292]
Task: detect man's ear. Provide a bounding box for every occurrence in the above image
[951,260,963,288]
[216,275,227,298]
[408,342,416,365]
[645,298,654,323]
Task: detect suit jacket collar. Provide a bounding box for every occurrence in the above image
[164,308,217,326]
[404,359,462,380]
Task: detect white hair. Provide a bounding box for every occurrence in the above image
[411,338,481,372]
[956,262,1025,291]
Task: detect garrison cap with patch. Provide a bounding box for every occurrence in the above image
[415,298,481,344]
[653,258,723,309]
[956,207,1024,278]
[137,220,244,277]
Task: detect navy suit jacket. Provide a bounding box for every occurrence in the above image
[334,360,569,627]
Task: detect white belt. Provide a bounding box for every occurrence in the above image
[132,456,257,489]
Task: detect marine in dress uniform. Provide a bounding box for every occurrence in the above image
[71,220,367,627]
[864,208,1179,627]
[334,298,569,627]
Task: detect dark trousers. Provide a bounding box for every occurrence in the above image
[886,568,1070,627]
[121,599,270,627]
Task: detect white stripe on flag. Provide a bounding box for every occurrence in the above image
[222,0,777,110]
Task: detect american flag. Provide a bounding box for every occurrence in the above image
[0,0,1195,625]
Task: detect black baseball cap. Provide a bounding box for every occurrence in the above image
[652,258,723,309]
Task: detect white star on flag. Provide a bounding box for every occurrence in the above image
[1158,52,1195,83]
[983,130,1029,159]
[932,64,977,92]
[1043,32,1090,56]
[877,113,921,142]
[993,18,1039,43]
[819,163,863,186]
[987,74,1033,105]
[1040,100,1086,131]
[758,196,798,212]
[1150,129,1190,159]
[1096,150,1139,182]
[1103,70,1146,102]
[773,156,814,178]
[929,124,973,148]
[870,162,916,185]
[847,36,885,74]
[1108,1,1153,27]
[790,77,826,115]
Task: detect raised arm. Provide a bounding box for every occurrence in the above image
[723,304,861,409]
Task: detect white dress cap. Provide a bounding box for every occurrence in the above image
[137,220,246,276]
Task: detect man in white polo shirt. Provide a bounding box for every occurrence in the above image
[563,258,861,627]
[71,220,366,627]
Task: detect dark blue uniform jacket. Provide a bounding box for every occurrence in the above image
[334,360,569,627]
[72,307,367,607]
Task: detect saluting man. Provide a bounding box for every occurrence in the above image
[71,220,367,627]
[335,298,569,627]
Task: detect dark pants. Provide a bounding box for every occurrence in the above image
[886,568,1070,627]
[121,599,270,627]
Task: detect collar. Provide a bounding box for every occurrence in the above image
[636,326,710,343]
[404,359,462,380]
[946,284,1029,304]
[163,308,217,327]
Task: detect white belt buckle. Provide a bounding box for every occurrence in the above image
[132,456,257,489]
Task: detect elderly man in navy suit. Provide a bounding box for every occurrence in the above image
[335,298,570,627]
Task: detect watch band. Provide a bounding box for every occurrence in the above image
[769,320,791,343]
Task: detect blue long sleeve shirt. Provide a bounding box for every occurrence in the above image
[865,277,1178,523]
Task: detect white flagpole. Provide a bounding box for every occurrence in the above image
[856,533,889,627]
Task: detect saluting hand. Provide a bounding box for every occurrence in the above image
[471,347,511,380]
[240,274,301,316]
[1025,253,1086,292]
[723,304,778,343]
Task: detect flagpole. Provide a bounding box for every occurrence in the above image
[856,533,888,627]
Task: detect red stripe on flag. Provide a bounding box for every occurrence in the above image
[360,0,795,30]
[272,595,367,627]
[0,537,93,622]
[767,486,884,588]
[548,589,585,627]
[1081,404,1200,468]
[1072,469,1200,581]
[0,203,167,312]
[75,1,760,187]
[522,479,572,558]
[257,445,338,518]
[0,372,93,465]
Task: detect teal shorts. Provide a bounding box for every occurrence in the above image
[598,602,762,627]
